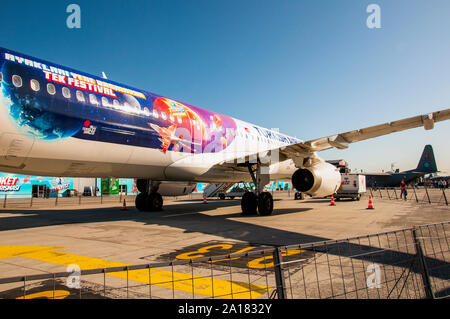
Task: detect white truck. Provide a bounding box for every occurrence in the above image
[335,174,366,201]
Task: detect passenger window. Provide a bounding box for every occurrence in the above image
[76,90,85,102]
[177,117,182,124]
[12,75,22,88]
[143,107,150,116]
[161,112,167,120]
[152,110,159,119]
[62,87,71,99]
[169,114,175,122]
[47,83,56,95]
[101,97,109,107]
[0,72,3,82]
[113,99,120,108]
[30,79,40,92]
[124,102,130,108]
[89,94,99,105]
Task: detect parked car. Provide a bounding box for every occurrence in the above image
[62,189,78,197]
[218,186,246,200]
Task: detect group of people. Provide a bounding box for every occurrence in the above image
[371,179,410,200]
[436,179,448,189]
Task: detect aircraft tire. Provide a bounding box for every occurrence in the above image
[136,179,149,193]
[241,192,258,216]
[257,192,273,216]
[294,192,304,200]
[135,192,147,212]
[146,192,163,211]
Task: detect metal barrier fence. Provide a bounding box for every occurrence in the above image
[0,222,448,299]
[1,193,137,209]
[0,193,215,209]
[368,186,448,206]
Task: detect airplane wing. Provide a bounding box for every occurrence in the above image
[279,109,450,161]
[221,109,450,169]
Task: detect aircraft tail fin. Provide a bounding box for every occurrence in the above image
[416,145,438,173]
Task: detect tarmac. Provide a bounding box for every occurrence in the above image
[0,192,448,299]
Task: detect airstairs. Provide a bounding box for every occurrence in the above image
[203,183,235,198]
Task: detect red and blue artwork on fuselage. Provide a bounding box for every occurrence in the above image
[0,47,237,154]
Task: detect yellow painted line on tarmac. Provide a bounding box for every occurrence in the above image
[0,246,269,299]
[16,290,70,299]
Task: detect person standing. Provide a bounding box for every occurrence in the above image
[400,179,407,201]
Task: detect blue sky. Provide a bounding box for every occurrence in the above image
[1,0,449,173]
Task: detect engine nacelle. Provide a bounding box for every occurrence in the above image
[157,181,197,196]
[291,162,341,197]
[137,179,197,196]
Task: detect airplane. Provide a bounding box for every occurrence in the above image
[365,145,438,188]
[148,123,185,154]
[0,47,449,216]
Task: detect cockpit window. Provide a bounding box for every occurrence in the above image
[62,87,71,99]
[47,83,56,95]
[30,79,40,92]
[76,90,85,102]
[12,75,22,88]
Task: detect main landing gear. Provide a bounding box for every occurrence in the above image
[135,179,163,212]
[241,163,274,216]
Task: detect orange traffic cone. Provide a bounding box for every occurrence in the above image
[367,195,374,209]
[121,199,128,211]
[330,194,336,206]
[203,193,208,204]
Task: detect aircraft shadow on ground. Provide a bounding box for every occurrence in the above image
[0,200,448,280]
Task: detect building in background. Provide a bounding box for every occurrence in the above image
[0,173,139,198]
[0,172,291,198]
[0,173,74,198]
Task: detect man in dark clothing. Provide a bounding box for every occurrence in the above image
[400,179,407,201]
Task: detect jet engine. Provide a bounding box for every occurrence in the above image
[157,181,197,196]
[291,162,341,197]
[136,180,197,196]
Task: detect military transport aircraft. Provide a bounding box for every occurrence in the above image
[365,145,438,188]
